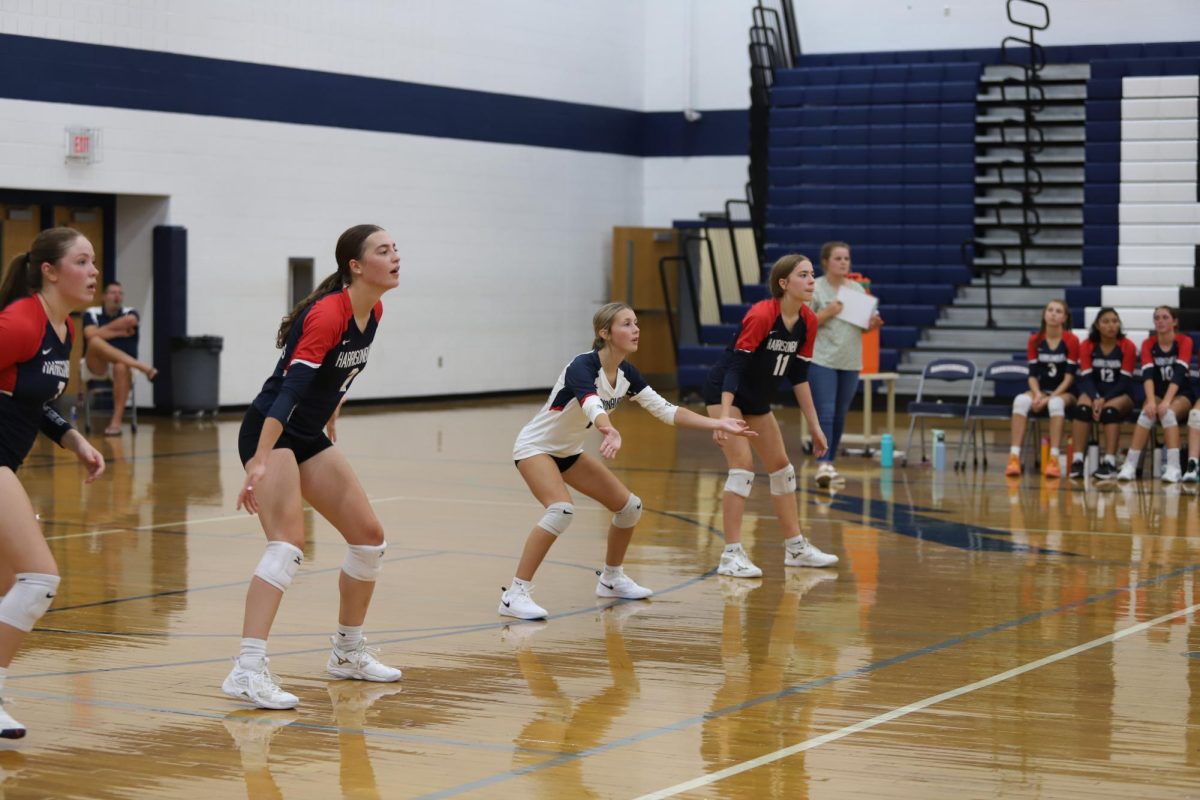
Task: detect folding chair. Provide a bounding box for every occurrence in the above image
[960,360,1033,470]
[83,379,138,434]
[902,358,978,467]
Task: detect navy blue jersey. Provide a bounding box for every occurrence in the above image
[250,289,382,439]
[1140,335,1193,398]
[709,299,817,397]
[82,304,139,359]
[0,296,74,468]
[1026,331,1080,393]
[1076,338,1137,400]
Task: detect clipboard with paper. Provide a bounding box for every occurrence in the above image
[834,284,878,329]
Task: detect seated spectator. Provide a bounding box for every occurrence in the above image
[1118,305,1191,482]
[1069,308,1136,480]
[82,281,156,435]
[1005,300,1079,479]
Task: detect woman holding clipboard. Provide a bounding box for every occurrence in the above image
[807,242,883,487]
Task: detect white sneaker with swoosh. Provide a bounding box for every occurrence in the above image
[595,569,653,599]
[499,583,548,620]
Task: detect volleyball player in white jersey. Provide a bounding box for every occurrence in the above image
[501,303,755,620]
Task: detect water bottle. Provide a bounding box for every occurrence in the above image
[1086,443,1099,475]
[880,433,894,468]
[933,430,946,471]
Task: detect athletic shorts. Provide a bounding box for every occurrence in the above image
[513,452,582,473]
[701,372,771,416]
[238,407,333,467]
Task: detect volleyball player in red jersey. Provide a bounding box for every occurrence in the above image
[223,225,402,710]
[0,228,106,738]
[1004,300,1079,478]
[1117,306,1193,482]
[702,253,839,579]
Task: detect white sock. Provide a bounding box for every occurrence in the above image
[510,577,530,591]
[238,637,267,669]
[335,624,364,650]
[1050,447,1060,458]
[1072,453,1084,464]
[723,543,742,554]
[1104,454,1117,465]
[784,534,806,548]
[1168,448,1181,470]
[1010,446,1021,457]
[602,564,624,580]
[1125,449,1141,467]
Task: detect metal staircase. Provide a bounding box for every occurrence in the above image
[892,3,1088,397]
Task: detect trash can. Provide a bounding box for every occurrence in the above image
[170,335,223,413]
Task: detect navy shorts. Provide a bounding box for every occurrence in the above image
[238,408,333,466]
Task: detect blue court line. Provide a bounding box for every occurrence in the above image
[11,571,715,681]
[42,550,450,614]
[822,493,1077,556]
[412,560,1200,800]
[0,685,565,757]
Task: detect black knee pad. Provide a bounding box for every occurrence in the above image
[1072,404,1094,423]
[1100,406,1124,425]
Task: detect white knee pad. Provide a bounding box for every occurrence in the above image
[0,573,60,633]
[1188,409,1200,431]
[1047,396,1065,418]
[342,541,386,582]
[612,493,642,528]
[1162,409,1178,428]
[1137,411,1155,430]
[769,464,797,495]
[253,541,303,591]
[1013,393,1032,416]
[724,468,755,498]
[537,502,575,536]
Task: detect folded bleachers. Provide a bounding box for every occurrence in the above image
[764,59,980,355]
[1083,56,1200,331]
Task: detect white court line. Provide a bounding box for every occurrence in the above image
[634,601,1200,800]
[42,493,615,542]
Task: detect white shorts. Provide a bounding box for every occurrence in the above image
[81,354,112,383]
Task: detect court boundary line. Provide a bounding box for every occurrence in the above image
[408,561,1200,799]
[633,600,1200,799]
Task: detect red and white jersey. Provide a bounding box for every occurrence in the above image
[1026,331,1080,393]
[1140,334,1194,397]
[513,350,676,460]
[0,296,74,468]
[249,288,382,439]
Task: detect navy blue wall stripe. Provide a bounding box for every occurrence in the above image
[0,34,746,158]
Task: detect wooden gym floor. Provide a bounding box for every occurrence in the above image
[2,398,1198,798]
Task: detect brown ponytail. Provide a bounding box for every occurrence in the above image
[0,227,83,310]
[275,224,383,348]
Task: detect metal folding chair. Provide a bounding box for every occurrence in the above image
[902,358,978,467]
[83,379,138,434]
[960,360,1032,470]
